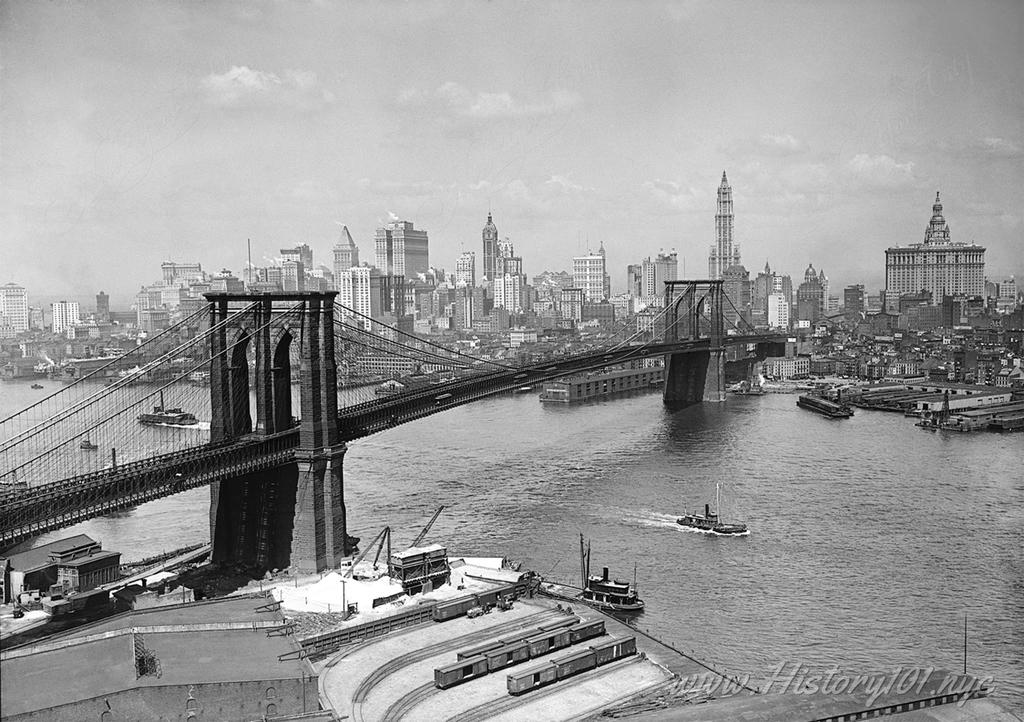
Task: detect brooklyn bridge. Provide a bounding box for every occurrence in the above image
[0,281,786,571]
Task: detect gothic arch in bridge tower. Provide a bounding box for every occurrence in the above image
[271,328,293,432]
[228,328,253,436]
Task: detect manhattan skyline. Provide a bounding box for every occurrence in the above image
[2,0,1021,304]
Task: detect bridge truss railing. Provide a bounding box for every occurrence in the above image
[0,429,298,548]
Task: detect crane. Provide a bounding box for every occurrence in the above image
[410,505,445,548]
[344,526,391,579]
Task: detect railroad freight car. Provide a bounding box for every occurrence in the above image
[536,616,580,633]
[431,582,525,623]
[589,635,637,665]
[525,628,571,658]
[474,587,501,609]
[506,660,558,695]
[506,635,639,696]
[434,654,489,689]
[432,595,478,621]
[498,629,536,646]
[567,619,604,644]
[484,640,531,672]
[553,648,597,678]
[456,640,505,661]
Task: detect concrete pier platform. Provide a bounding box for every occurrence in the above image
[317,594,733,721]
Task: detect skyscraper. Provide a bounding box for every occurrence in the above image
[332,226,360,285]
[51,300,80,334]
[336,265,405,326]
[844,284,865,314]
[281,244,313,270]
[337,266,378,326]
[573,245,609,303]
[95,291,110,322]
[767,292,789,329]
[722,264,751,328]
[0,283,29,333]
[884,192,985,306]
[281,260,305,292]
[375,220,429,278]
[493,239,527,312]
[161,262,204,286]
[482,212,498,282]
[641,252,678,298]
[796,264,825,324]
[708,172,741,279]
[626,264,643,298]
[455,251,476,287]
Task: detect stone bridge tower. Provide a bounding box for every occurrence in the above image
[662,280,726,408]
[206,292,354,573]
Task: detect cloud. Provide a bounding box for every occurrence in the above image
[201,66,335,110]
[724,133,807,157]
[642,178,705,212]
[756,133,806,154]
[971,137,1022,158]
[846,154,915,188]
[545,175,592,193]
[398,82,581,120]
[356,178,454,197]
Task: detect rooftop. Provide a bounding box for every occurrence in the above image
[0,595,305,718]
[3,535,97,572]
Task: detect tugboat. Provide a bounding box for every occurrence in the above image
[577,534,645,613]
[80,438,98,451]
[677,483,748,535]
[138,391,198,427]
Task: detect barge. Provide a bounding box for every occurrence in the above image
[797,394,853,418]
[539,365,664,403]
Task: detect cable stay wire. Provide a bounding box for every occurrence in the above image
[333,318,476,371]
[2,303,304,485]
[0,301,261,453]
[333,302,517,371]
[0,303,211,427]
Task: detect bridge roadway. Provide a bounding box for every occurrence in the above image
[0,336,775,548]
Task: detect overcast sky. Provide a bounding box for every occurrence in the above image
[2,0,1021,307]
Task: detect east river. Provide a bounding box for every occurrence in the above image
[3,383,1023,708]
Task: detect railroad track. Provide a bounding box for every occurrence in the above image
[447,654,646,722]
[349,609,564,722]
[381,682,435,722]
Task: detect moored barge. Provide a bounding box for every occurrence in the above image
[797,394,853,418]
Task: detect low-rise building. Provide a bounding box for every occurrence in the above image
[762,355,810,379]
[3,535,120,603]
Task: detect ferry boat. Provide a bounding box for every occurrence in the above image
[677,482,748,535]
[138,391,198,427]
[796,394,853,418]
[80,439,98,451]
[576,534,644,613]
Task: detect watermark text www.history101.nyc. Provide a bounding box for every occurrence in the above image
[679,662,994,708]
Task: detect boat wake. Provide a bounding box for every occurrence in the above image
[147,421,209,430]
[624,511,681,530]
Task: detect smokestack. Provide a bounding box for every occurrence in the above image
[705,503,710,517]
[602,567,609,581]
